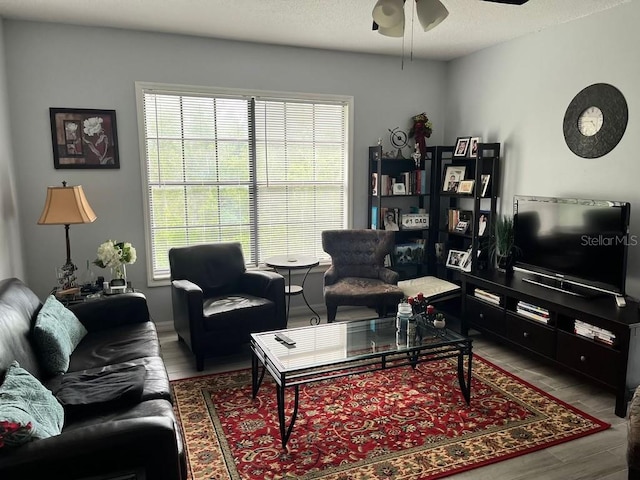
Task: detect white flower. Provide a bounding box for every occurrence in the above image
[83,117,103,136]
[94,240,137,268]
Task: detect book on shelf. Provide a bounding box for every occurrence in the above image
[474,288,501,305]
[516,300,549,316]
[574,320,616,345]
[516,307,549,324]
[516,300,549,323]
[371,206,379,230]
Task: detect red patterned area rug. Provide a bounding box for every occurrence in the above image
[171,356,609,480]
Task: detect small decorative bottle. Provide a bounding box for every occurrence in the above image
[396,301,412,346]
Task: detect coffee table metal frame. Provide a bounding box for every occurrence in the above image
[250,317,473,449]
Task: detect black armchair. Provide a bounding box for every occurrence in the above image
[169,242,286,371]
[321,230,404,323]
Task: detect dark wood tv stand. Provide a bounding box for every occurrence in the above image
[461,270,640,417]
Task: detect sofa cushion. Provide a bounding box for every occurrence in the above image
[47,356,171,408]
[67,322,160,372]
[0,361,63,447]
[324,277,404,305]
[53,364,146,419]
[33,295,88,375]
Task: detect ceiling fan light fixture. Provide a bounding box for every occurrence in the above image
[372,0,405,29]
[415,0,449,32]
[378,19,405,37]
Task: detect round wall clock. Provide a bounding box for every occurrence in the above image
[563,83,628,159]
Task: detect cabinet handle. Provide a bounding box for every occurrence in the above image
[580,355,586,363]
[523,332,529,338]
[479,313,484,319]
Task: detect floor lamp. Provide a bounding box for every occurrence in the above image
[38,181,97,291]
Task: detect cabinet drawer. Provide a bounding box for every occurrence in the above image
[556,331,620,386]
[466,296,504,333]
[506,312,555,358]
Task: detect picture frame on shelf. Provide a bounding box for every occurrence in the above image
[50,108,120,169]
[480,174,491,197]
[478,213,489,237]
[394,243,425,265]
[442,165,466,193]
[469,137,481,158]
[458,179,475,194]
[460,248,473,272]
[455,220,469,234]
[382,207,400,231]
[392,183,406,195]
[454,137,471,157]
[446,249,467,269]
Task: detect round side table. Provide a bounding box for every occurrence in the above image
[265,254,320,325]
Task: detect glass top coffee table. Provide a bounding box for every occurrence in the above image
[250,317,473,448]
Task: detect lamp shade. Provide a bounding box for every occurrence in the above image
[416,0,449,32]
[38,184,97,225]
[372,0,405,29]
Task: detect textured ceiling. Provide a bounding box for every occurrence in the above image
[0,0,630,60]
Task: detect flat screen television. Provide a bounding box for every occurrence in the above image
[513,195,631,296]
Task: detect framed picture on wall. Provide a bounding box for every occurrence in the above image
[50,108,120,169]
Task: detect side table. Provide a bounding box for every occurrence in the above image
[265,254,320,325]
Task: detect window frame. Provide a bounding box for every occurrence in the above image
[135,81,354,286]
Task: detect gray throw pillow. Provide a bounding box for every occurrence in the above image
[0,361,64,447]
[33,295,88,375]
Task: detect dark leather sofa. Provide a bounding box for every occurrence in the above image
[0,278,185,480]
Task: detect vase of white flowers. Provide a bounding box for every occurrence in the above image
[94,240,136,283]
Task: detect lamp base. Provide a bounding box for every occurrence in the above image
[56,261,77,291]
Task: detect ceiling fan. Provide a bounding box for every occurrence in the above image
[372,0,530,37]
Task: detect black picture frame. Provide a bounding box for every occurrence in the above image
[50,108,120,169]
[454,137,471,157]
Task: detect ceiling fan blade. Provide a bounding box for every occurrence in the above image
[482,0,529,4]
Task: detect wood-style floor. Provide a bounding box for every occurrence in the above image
[158,308,629,480]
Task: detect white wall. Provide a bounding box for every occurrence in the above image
[0,20,24,280]
[3,20,447,322]
[444,1,640,297]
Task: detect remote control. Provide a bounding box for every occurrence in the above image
[275,332,296,346]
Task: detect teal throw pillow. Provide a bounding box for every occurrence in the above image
[0,361,64,447]
[33,295,88,375]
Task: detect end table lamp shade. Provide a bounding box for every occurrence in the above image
[38,182,97,288]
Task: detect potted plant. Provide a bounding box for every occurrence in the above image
[491,215,518,274]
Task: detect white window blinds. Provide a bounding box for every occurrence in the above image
[138,84,349,281]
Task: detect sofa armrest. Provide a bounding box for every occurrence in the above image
[68,293,150,332]
[379,267,399,285]
[0,417,182,480]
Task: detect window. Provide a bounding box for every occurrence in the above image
[136,83,352,282]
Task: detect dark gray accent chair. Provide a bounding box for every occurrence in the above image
[169,242,286,371]
[321,229,404,323]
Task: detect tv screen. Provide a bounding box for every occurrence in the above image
[513,195,630,295]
